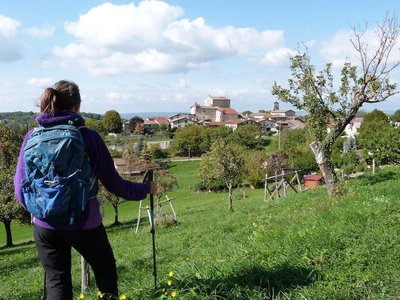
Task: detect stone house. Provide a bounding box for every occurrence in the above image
[344,117,363,137]
[122,121,132,133]
[270,101,296,118]
[190,96,240,123]
[144,117,169,133]
[168,113,197,129]
[224,119,257,130]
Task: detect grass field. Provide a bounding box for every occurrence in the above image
[1,162,400,299]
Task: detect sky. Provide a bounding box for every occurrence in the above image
[0,0,399,115]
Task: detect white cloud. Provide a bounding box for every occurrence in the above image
[320,27,400,67]
[262,48,296,66]
[52,1,287,75]
[0,14,22,62]
[303,40,316,48]
[24,25,55,38]
[27,78,53,88]
[105,91,131,105]
[0,14,20,37]
[64,1,183,48]
[176,79,189,89]
[319,29,356,66]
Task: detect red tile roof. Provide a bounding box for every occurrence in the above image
[144,119,156,125]
[145,117,169,125]
[304,174,323,181]
[220,107,238,115]
[224,119,245,125]
[207,121,225,126]
[264,114,287,119]
[155,117,168,125]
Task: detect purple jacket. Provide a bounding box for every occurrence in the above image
[14,111,148,230]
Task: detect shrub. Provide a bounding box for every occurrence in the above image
[149,144,168,159]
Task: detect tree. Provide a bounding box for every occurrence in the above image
[134,123,145,135]
[129,116,144,133]
[151,124,160,133]
[199,126,232,154]
[149,144,168,159]
[171,126,206,157]
[357,119,400,165]
[390,109,400,122]
[153,169,178,202]
[134,136,144,158]
[85,118,107,136]
[0,125,29,247]
[200,139,246,211]
[103,110,122,133]
[282,128,318,173]
[357,109,400,166]
[245,151,268,189]
[258,109,270,114]
[99,184,125,225]
[140,142,152,162]
[242,110,253,116]
[228,124,263,149]
[272,16,400,195]
[262,152,288,177]
[362,109,388,123]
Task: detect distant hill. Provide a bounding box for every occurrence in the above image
[120,112,181,120]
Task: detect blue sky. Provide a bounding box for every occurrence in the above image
[0,0,399,114]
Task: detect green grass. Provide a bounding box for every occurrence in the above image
[1,164,400,299]
[265,135,279,154]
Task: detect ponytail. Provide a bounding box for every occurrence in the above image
[40,88,58,115]
[39,80,81,115]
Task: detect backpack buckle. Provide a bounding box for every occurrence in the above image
[44,180,60,187]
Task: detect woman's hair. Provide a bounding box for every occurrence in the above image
[40,80,81,114]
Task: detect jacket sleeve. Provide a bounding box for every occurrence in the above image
[81,128,148,201]
[14,130,34,208]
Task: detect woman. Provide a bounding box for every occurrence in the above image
[14,80,155,300]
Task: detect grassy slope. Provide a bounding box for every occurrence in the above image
[1,163,400,299]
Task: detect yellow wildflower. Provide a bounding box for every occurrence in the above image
[171,291,177,297]
[167,280,173,286]
[97,291,103,297]
[78,293,85,299]
[168,271,174,277]
[119,294,127,300]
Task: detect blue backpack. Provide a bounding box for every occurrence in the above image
[21,124,97,224]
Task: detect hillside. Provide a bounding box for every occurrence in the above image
[1,162,399,299]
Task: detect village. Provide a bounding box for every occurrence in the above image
[121,95,364,138]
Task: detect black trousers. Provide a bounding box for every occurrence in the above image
[33,224,118,300]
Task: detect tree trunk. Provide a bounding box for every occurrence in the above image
[113,203,120,225]
[310,141,337,196]
[227,181,234,211]
[3,219,13,247]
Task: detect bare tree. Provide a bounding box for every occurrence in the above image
[273,16,400,195]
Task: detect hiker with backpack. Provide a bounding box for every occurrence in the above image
[14,80,156,300]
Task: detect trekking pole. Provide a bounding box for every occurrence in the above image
[143,169,157,289]
[40,272,46,300]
